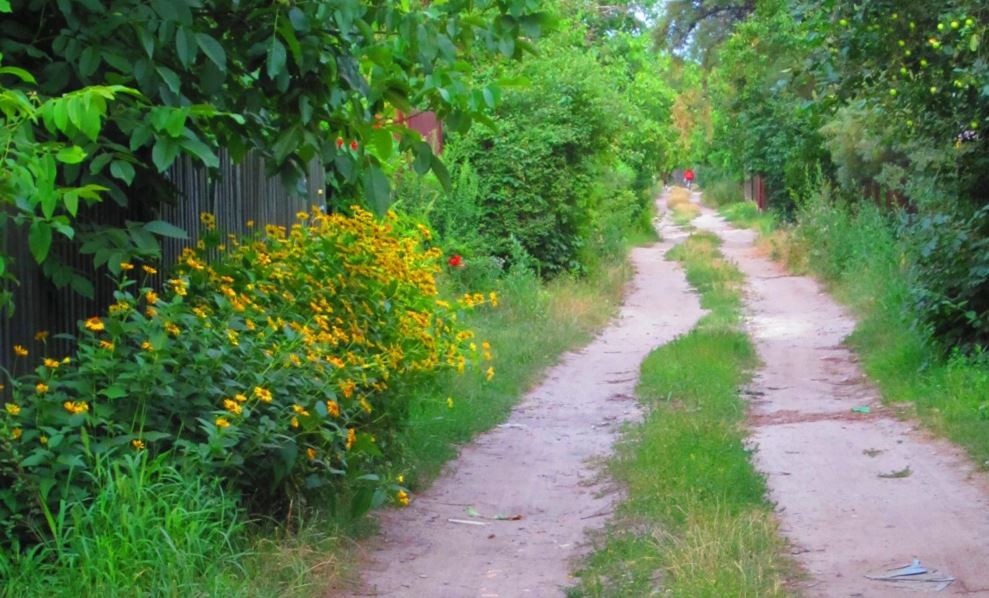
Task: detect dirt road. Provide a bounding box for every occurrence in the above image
[343,194,704,597]
[692,196,989,597]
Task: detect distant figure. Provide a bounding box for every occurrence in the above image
[684,168,695,189]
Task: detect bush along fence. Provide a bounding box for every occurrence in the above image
[0,206,496,546]
[1,152,324,372]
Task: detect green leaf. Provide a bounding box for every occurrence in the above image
[28,220,53,263]
[62,190,79,217]
[430,153,451,190]
[363,166,392,215]
[78,46,102,78]
[143,220,188,239]
[180,137,219,168]
[266,38,287,79]
[70,274,94,298]
[412,141,432,175]
[100,385,127,399]
[157,66,181,95]
[0,66,36,83]
[195,33,226,71]
[109,160,136,185]
[175,27,198,68]
[971,34,980,53]
[55,146,87,164]
[0,0,11,13]
[151,137,180,172]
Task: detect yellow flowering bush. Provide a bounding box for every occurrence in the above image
[0,207,495,542]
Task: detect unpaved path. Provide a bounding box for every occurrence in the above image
[342,194,704,597]
[692,196,989,597]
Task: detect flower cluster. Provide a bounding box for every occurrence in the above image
[0,206,496,540]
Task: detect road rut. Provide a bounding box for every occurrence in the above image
[693,197,989,597]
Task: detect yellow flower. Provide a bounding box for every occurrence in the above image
[119,262,134,271]
[227,328,239,347]
[43,358,60,369]
[345,428,356,450]
[34,330,49,342]
[234,393,248,404]
[13,345,28,357]
[142,265,158,275]
[169,278,188,297]
[36,383,49,394]
[215,417,230,428]
[145,306,158,318]
[223,399,242,415]
[141,341,153,351]
[5,403,21,416]
[165,322,181,336]
[489,291,498,307]
[447,397,454,409]
[99,340,115,350]
[290,417,299,429]
[397,490,410,507]
[292,404,310,417]
[306,447,317,460]
[296,211,309,221]
[62,400,88,414]
[39,435,48,445]
[200,212,217,229]
[108,301,130,315]
[62,356,70,364]
[145,290,158,304]
[246,219,255,228]
[11,428,22,440]
[84,317,104,332]
[253,386,273,403]
[485,367,494,381]
[326,400,340,417]
[132,439,145,450]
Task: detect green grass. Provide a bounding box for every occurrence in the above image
[721,201,777,238]
[1,454,249,597]
[569,233,795,597]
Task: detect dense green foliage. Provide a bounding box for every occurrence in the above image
[0,0,550,310]
[404,16,677,275]
[672,0,989,349]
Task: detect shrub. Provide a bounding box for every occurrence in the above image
[448,34,627,276]
[0,207,495,544]
[700,169,744,207]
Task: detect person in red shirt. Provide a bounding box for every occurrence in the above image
[684,168,695,189]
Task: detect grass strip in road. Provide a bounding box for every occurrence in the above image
[668,186,701,227]
[569,232,795,598]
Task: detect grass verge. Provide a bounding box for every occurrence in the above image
[568,232,795,597]
[721,194,989,466]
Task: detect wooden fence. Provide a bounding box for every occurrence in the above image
[1,151,324,371]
